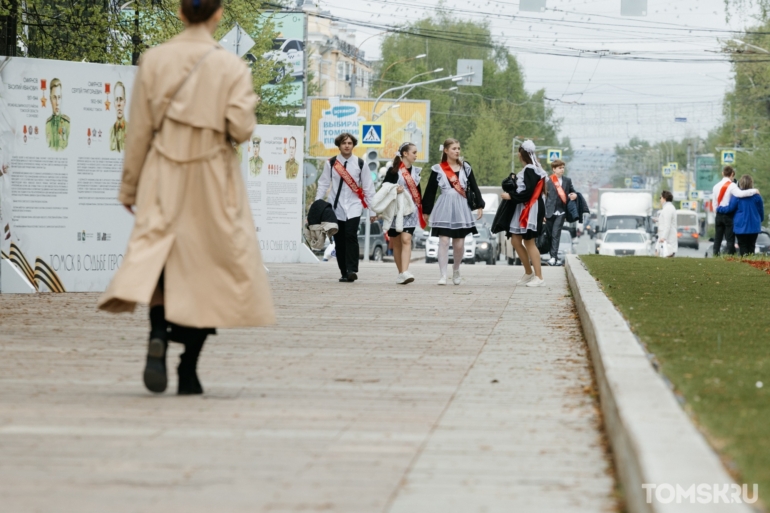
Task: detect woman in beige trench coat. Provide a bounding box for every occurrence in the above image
[98,0,275,395]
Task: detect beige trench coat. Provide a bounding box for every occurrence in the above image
[98,26,275,329]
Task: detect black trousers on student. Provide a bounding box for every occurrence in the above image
[714,213,736,256]
[546,215,566,260]
[334,217,360,277]
[736,233,758,257]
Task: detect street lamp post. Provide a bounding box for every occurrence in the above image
[379,54,427,82]
[349,30,391,98]
[371,72,474,120]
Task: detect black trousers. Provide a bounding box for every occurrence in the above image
[714,213,736,256]
[334,216,360,277]
[546,215,566,259]
[736,233,758,257]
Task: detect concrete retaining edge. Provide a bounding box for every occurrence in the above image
[565,255,757,513]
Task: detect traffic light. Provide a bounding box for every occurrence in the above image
[364,149,379,183]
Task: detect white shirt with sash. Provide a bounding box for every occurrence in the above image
[711,177,756,211]
[315,154,377,221]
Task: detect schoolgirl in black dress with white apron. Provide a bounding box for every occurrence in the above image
[382,142,423,284]
[502,140,547,287]
[422,138,484,285]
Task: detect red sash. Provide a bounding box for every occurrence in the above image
[332,158,367,209]
[439,161,466,198]
[717,180,731,207]
[400,164,427,229]
[551,174,567,204]
[520,178,545,228]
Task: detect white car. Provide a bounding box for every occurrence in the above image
[425,233,476,264]
[599,230,652,256]
[265,38,305,84]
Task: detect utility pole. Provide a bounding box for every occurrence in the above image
[132,3,141,65]
[686,140,692,204]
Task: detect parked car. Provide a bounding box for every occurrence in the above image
[413,226,428,249]
[358,220,387,261]
[265,38,304,84]
[598,229,652,256]
[704,230,770,257]
[474,224,500,265]
[425,232,476,264]
[676,209,700,249]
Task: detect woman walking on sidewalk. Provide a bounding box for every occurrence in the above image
[422,138,485,285]
[501,140,547,287]
[382,142,423,284]
[98,0,275,395]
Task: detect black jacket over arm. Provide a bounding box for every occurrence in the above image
[508,167,543,204]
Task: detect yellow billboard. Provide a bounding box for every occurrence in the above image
[307,97,430,161]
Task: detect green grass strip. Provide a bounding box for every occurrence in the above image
[581,255,770,495]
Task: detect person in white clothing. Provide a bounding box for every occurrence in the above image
[315,133,377,282]
[657,191,677,258]
[382,142,422,284]
[711,165,758,256]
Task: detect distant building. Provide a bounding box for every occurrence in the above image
[298,0,375,98]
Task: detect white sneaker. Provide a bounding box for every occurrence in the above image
[517,273,534,285]
[547,257,556,266]
[453,270,462,285]
[526,276,545,287]
[396,273,406,284]
[402,271,415,284]
[437,275,447,286]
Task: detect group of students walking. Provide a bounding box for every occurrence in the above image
[314,133,564,288]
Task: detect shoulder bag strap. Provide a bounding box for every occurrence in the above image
[157,46,220,132]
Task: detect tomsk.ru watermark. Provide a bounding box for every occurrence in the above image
[642,484,759,504]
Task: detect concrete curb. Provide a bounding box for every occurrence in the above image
[565,255,757,513]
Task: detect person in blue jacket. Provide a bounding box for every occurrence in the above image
[717,174,765,256]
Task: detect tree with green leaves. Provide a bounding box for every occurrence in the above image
[0,0,299,123]
[375,11,561,185]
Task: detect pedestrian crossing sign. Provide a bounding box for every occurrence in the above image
[625,177,632,187]
[721,150,736,165]
[360,123,383,147]
[689,191,700,200]
[662,165,673,178]
[668,162,678,172]
[547,149,562,164]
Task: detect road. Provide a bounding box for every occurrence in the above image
[0,263,617,513]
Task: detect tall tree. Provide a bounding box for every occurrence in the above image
[0,0,298,123]
[375,11,560,185]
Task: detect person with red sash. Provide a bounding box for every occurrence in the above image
[544,158,577,266]
[383,142,423,284]
[500,140,547,287]
[711,165,758,256]
[421,138,485,286]
[315,132,377,282]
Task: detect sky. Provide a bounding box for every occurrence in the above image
[312,0,762,150]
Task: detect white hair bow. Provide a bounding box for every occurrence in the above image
[521,140,547,178]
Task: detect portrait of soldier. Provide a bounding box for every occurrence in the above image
[45,78,70,151]
[285,136,299,180]
[249,136,263,177]
[110,81,128,152]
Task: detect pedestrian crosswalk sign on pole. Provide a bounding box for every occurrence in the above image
[662,165,673,178]
[360,123,383,147]
[547,149,562,164]
[721,150,736,165]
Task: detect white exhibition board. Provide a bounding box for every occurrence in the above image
[240,124,304,263]
[0,57,136,292]
[0,56,307,292]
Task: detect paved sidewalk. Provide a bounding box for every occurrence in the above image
[0,262,616,513]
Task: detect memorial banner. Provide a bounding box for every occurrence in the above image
[240,125,304,263]
[0,57,136,292]
[307,97,430,161]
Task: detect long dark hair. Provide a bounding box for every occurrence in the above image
[518,145,534,166]
[391,142,416,173]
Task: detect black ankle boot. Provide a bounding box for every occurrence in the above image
[143,306,168,393]
[177,332,206,395]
